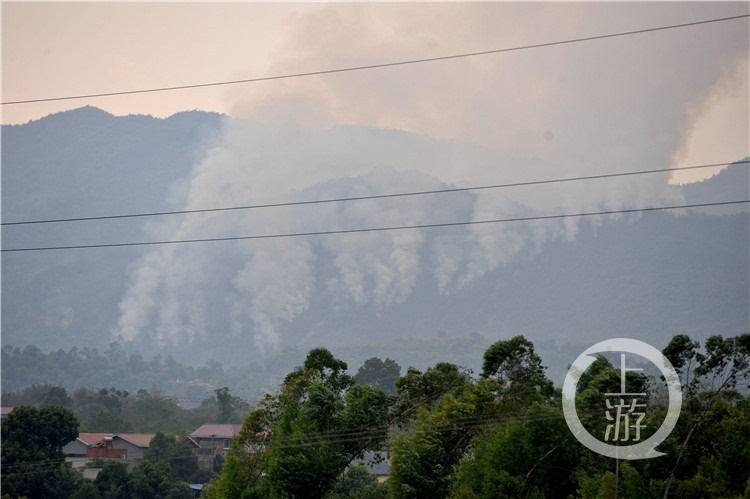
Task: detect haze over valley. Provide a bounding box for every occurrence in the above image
[2,107,747,388]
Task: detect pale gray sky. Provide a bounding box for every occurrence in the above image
[2,2,748,182]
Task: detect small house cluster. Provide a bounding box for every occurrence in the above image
[62,424,242,477]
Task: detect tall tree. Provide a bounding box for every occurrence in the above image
[204,403,273,498]
[393,362,470,422]
[144,432,199,483]
[388,377,496,498]
[662,333,750,498]
[451,403,579,498]
[73,387,133,432]
[331,464,389,498]
[129,460,175,499]
[123,387,197,433]
[215,387,234,423]
[1,405,81,498]
[94,460,131,498]
[481,335,554,406]
[205,348,392,498]
[354,357,401,395]
[662,334,701,397]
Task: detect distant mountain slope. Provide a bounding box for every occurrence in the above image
[682,158,750,214]
[283,210,748,353]
[2,107,225,353]
[1,108,747,373]
[2,106,224,222]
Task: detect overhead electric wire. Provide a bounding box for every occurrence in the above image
[1,14,747,106]
[0,407,580,472]
[0,403,665,475]
[2,160,746,227]
[3,200,747,253]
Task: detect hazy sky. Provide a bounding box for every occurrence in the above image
[2,2,748,183]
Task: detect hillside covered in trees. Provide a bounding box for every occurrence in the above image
[3,108,747,370]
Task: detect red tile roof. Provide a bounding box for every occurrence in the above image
[76,433,114,446]
[190,424,243,439]
[114,433,156,448]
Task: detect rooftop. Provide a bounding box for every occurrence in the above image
[114,433,156,448]
[76,433,115,446]
[190,424,243,439]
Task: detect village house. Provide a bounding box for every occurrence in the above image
[189,423,242,467]
[63,432,156,474]
[110,433,155,461]
[63,433,120,458]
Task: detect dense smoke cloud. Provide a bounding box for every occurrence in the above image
[228,3,748,169]
[115,3,747,349]
[114,121,684,349]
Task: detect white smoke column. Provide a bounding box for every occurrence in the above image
[115,118,685,350]
[114,120,540,348]
[114,121,462,348]
[115,3,746,350]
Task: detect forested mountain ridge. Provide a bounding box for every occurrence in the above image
[2,108,747,377]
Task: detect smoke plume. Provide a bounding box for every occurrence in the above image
[115,2,747,350]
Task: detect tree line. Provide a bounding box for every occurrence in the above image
[2,384,250,434]
[1,336,469,408]
[2,333,748,498]
[1,343,246,402]
[206,334,750,498]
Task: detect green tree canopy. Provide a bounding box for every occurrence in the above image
[1,405,81,498]
[329,464,388,499]
[394,362,470,421]
[354,357,401,396]
[144,432,199,483]
[188,335,750,498]
[451,403,580,498]
[93,460,131,498]
[129,460,175,499]
[70,481,102,499]
[481,335,554,403]
[206,348,392,499]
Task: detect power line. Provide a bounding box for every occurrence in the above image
[2,399,672,475]
[3,200,746,253]
[0,405,610,475]
[1,14,747,106]
[2,160,745,226]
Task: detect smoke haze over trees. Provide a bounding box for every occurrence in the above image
[2,4,748,496]
[1,109,747,376]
